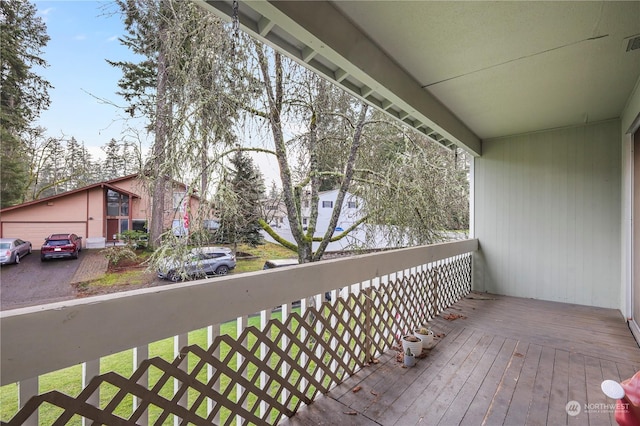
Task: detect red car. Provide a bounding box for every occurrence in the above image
[41,233,83,261]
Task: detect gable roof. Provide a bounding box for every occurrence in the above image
[0,174,143,213]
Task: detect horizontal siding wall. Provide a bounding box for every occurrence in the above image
[473,120,622,308]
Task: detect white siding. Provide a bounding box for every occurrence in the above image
[473,120,622,308]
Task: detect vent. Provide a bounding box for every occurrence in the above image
[626,36,640,52]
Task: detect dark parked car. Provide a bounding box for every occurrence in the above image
[0,238,32,265]
[158,246,236,282]
[41,233,82,261]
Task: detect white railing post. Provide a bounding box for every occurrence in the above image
[281,302,291,407]
[133,345,149,425]
[174,333,188,426]
[207,324,220,423]
[259,308,269,418]
[18,377,38,426]
[82,359,100,426]
[236,315,248,424]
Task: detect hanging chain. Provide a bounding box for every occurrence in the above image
[231,0,240,56]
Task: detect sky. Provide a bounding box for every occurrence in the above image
[32,0,281,186]
[34,1,149,160]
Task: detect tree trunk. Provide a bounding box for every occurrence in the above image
[149,2,170,249]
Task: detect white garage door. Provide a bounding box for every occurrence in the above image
[2,222,87,248]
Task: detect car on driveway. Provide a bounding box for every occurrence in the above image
[41,233,83,261]
[0,238,32,265]
[158,246,236,282]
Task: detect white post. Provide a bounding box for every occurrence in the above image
[133,345,149,425]
[207,324,220,423]
[18,377,38,426]
[82,359,100,426]
[174,333,188,426]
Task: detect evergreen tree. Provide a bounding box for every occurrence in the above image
[37,138,67,197]
[0,0,52,207]
[110,0,249,248]
[102,138,125,179]
[65,137,94,188]
[217,150,265,247]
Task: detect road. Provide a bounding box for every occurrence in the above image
[0,251,79,310]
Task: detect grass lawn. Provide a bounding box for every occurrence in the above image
[1,242,302,424]
[1,309,307,424]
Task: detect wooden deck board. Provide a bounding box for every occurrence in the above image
[281,293,640,426]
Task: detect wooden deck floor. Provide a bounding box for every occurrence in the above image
[281,293,640,426]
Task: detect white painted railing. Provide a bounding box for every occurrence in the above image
[1,239,478,425]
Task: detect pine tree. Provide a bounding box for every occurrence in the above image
[102,138,125,179]
[217,150,265,247]
[0,0,52,207]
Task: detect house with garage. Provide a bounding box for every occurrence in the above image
[0,174,198,248]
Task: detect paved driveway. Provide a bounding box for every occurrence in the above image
[0,251,79,310]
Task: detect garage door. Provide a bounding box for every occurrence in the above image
[2,222,87,249]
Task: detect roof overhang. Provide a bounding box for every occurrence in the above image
[199,0,481,155]
[198,1,640,157]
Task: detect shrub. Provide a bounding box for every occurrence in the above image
[101,246,138,266]
[117,230,148,249]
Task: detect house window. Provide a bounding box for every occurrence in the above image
[302,218,308,225]
[173,192,186,209]
[132,220,147,232]
[322,201,333,208]
[107,190,129,216]
[347,201,357,209]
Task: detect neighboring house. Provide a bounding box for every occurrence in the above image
[300,189,362,234]
[0,174,199,248]
[261,190,393,251]
[262,198,288,229]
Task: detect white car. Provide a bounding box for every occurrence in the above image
[158,247,236,282]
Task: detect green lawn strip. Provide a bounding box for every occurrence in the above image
[0,308,310,425]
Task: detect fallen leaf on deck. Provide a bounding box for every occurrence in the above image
[514,352,524,358]
[443,313,467,321]
[370,390,378,396]
[352,386,362,393]
[435,333,446,338]
[344,411,358,415]
[372,358,380,364]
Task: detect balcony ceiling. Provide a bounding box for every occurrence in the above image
[201,1,640,155]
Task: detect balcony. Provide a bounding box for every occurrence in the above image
[1,238,638,425]
[281,293,640,425]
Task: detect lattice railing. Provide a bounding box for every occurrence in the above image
[2,243,475,425]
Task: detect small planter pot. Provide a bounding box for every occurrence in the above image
[401,334,423,356]
[414,328,435,349]
[404,353,416,367]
